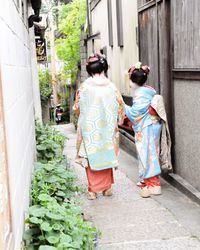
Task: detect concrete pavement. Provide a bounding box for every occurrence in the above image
[58,124,200,250]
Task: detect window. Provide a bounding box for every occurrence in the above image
[107,0,113,47]
[116,0,123,47]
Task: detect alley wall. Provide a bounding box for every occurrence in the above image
[0,0,40,248]
[87,0,139,95]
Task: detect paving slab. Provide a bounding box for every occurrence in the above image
[57,124,200,250]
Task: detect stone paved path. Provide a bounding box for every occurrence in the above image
[58,124,200,250]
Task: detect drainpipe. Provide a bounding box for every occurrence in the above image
[28,0,42,28]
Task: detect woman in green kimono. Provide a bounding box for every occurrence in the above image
[73,53,124,200]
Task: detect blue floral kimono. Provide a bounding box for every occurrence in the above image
[125,86,162,179]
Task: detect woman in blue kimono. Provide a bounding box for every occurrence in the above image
[125,62,162,198]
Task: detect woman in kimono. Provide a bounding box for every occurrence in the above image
[125,62,162,198]
[73,53,124,200]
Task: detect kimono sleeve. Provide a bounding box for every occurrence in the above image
[116,89,125,125]
[73,83,87,116]
[125,93,150,123]
[73,89,80,116]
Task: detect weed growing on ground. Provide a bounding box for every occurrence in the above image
[23,123,99,250]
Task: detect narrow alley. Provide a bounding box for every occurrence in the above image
[1,0,200,249]
[59,124,200,250]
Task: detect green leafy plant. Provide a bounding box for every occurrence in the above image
[31,161,79,205]
[38,68,52,101]
[35,122,66,162]
[23,196,98,250]
[23,121,100,249]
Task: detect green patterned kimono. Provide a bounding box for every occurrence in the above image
[73,76,124,171]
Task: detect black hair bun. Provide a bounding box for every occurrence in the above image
[128,62,150,86]
[86,53,108,76]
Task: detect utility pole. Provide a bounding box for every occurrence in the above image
[49,4,58,106]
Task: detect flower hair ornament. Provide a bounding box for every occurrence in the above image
[141,65,150,75]
[128,62,150,79]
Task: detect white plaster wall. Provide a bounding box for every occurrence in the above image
[29,28,42,121]
[0,0,38,249]
[89,0,138,94]
[91,0,109,48]
[110,0,139,94]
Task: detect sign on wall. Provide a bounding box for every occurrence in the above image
[35,38,47,62]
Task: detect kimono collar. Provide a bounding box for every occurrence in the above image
[136,85,156,98]
[85,76,111,86]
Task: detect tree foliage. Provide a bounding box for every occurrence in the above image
[56,0,86,83]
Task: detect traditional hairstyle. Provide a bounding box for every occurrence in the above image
[86,53,108,76]
[128,62,150,86]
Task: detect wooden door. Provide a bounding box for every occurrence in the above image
[171,0,200,190]
[138,0,171,119]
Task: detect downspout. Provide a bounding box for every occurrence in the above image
[28,0,42,28]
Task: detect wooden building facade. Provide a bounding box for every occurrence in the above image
[138,0,200,191]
